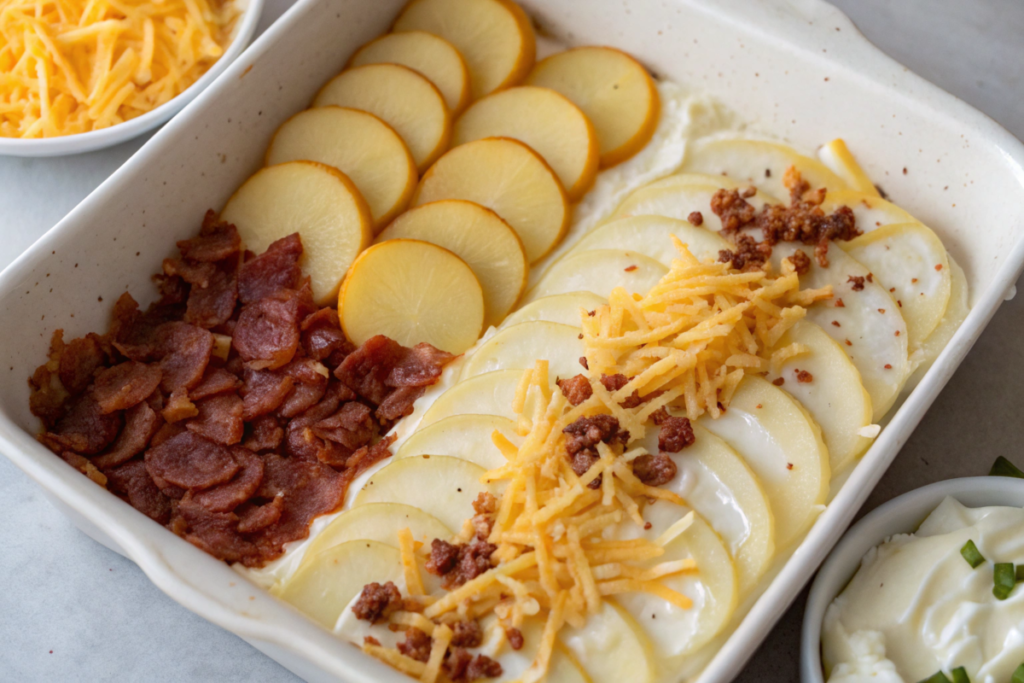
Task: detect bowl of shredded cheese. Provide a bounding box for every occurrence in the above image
[0,0,262,156]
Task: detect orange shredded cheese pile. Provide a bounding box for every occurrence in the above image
[0,0,239,138]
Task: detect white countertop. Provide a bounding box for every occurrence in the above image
[1,1,1022,681]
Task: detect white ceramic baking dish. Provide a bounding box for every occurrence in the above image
[0,0,1022,681]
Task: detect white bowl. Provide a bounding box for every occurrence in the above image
[0,0,1023,681]
[0,0,264,158]
[800,476,1024,683]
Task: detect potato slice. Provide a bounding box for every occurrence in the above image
[393,0,535,98]
[906,254,969,390]
[819,189,916,231]
[526,47,659,168]
[681,137,847,201]
[572,215,731,266]
[314,63,450,171]
[265,107,416,230]
[700,375,830,550]
[561,601,657,683]
[221,161,372,304]
[500,291,606,329]
[418,368,524,428]
[339,239,484,354]
[413,137,569,263]
[453,86,599,200]
[461,320,584,383]
[300,503,451,571]
[394,414,522,470]
[524,250,667,303]
[610,181,776,229]
[765,321,874,477]
[353,455,499,532]
[376,200,527,327]
[349,30,471,115]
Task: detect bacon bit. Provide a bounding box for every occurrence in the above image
[897,300,903,307]
[847,275,865,291]
[795,370,813,383]
[788,249,812,275]
[845,339,853,346]
[895,331,900,336]
[644,522,653,530]
[578,333,583,340]
[756,404,762,409]
[832,321,841,327]
[866,273,874,283]
[878,308,886,314]
[902,167,908,175]
[687,211,704,226]
[624,265,638,272]
[935,264,943,271]
[579,356,589,370]
[364,636,381,647]
[772,377,785,386]
[587,310,596,317]
[884,364,892,369]
[835,298,845,308]
[890,287,896,293]
[786,463,794,470]
[912,278,918,283]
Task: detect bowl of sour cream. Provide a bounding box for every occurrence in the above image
[802,475,1024,683]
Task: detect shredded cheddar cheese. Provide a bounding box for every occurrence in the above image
[0,0,239,138]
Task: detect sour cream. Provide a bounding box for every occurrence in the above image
[822,497,1024,683]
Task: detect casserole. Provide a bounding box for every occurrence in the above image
[1,0,1023,681]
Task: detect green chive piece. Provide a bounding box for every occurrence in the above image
[990,456,1024,478]
[994,562,1016,600]
[918,672,952,683]
[1013,662,1024,683]
[951,666,970,683]
[1017,565,1024,584]
[961,540,985,568]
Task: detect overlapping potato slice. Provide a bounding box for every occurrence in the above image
[524,250,667,303]
[639,424,774,596]
[765,321,873,476]
[560,601,657,683]
[699,375,830,550]
[221,161,372,304]
[413,138,570,263]
[353,455,498,531]
[394,414,522,470]
[681,138,847,201]
[275,540,405,629]
[393,0,535,98]
[377,200,527,327]
[499,291,605,329]
[609,181,776,230]
[907,254,969,389]
[612,511,738,666]
[843,221,951,348]
[349,30,471,115]
[265,107,417,230]
[571,215,731,265]
[461,321,584,383]
[453,86,599,200]
[339,239,485,354]
[301,503,451,571]
[817,138,879,196]
[314,63,450,171]
[819,188,917,229]
[418,368,524,430]
[526,46,659,168]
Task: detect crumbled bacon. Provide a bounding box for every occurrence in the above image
[58,333,105,397]
[632,454,677,487]
[505,627,524,651]
[451,620,483,648]
[556,374,593,406]
[93,401,162,469]
[658,416,695,453]
[352,581,402,623]
[398,627,432,662]
[185,268,238,329]
[186,393,244,445]
[238,234,302,304]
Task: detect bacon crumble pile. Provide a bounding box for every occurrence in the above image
[28,212,454,567]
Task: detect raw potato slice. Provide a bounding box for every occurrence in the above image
[353,455,498,531]
[275,540,404,629]
[300,503,451,569]
[461,321,584,383]
[314,63,450,171]
[265,107,416,230]
[418,368,524,428]
[699,375,830,550]
[843,221,951,349]
[221,161,372,304]
[526,46,659,168]
[524,250,667,303]
[393,0,535,98]
[640,424,775,596]
[610,182,776,230]
[413,137,570,263]
[765,321,874,476]
[573,215,731,266]
[818,138,879,196]
[500,291,606,329]
[681,138,847,201]
[819,189,917,232]
[348,30,471,115]
[339,239,484,354]
[453,86,599,200]
[561,601,657,683]
[613,512,738,665]
[907,254,969,389]
[376,200,527,327]
[394,414,522,470]
[774,243,911,420]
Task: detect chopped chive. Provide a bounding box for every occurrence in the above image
[1014,662,1024,683]
[990,456,1024,478]
[918,672,952,683]
[961,540,985,568]
[1017,564,1024,584]
[951,666,970,683]
[994,562,1016,600]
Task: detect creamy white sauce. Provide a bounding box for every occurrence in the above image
[823,497,1024,683]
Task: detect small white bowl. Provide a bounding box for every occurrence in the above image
[0,0,263,158]
[801,476,1024,683]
